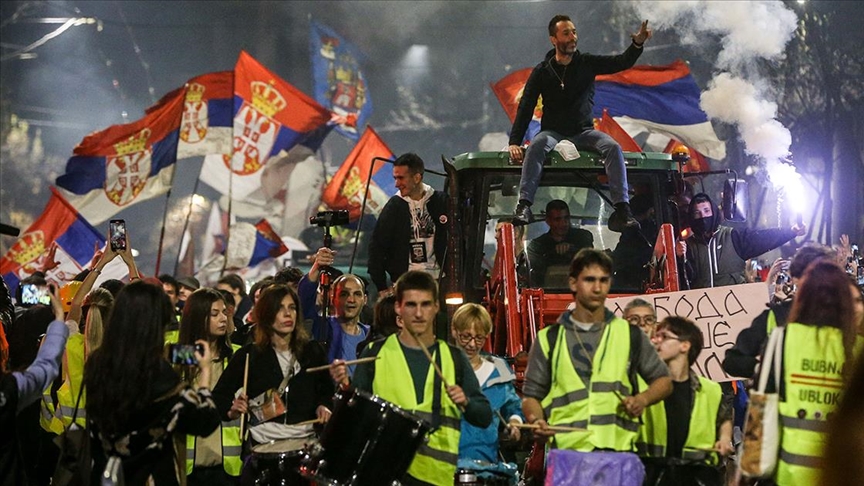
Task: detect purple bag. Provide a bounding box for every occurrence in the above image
[545,450,645,486]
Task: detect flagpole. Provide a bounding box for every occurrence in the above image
[220,167,234,278]
[154,184,173,276]
[349,156,392,273]
[173,175,202,276]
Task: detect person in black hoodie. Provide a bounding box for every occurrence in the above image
[509,14,651,231]
[368,153,448,295]
[682,193,805,289]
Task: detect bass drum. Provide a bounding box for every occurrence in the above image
[242,437,315,486]
[302,387,430,485]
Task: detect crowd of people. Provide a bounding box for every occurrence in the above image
[2,12,864,486]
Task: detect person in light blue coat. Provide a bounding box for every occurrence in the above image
[451,304,523,482]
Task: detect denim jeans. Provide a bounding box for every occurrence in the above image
[518,129,629,206]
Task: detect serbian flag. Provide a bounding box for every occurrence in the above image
[310,20,371,141]
[0,187,105,292]
[199,51,333,199]
[594,60,726,160]
[594,109,642,152]
[322,126,396,221]
[490,68,541,145]
[149,71,234,160]
[55,87,185,224]
[224,219,289,269]
[663,139,711,173]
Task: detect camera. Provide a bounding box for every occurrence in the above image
[21,284,50,306]
[309,210,349,227]
[847,244,864,287]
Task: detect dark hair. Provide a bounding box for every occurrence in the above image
[84,280,175,437]
[273,267,304,286]
[158,274,179,295]
[393,152,425,176]
[249,277,276,305]
[217,289,235,310]
[548,14,572,36]
[373,294,400,337]
[822,349,864,485]
[218,274,247,297]
[395,271,439,303]
[98,279,125,298]
[657,316,703,366]
[789,243,836,279]
[178,288,232,383]
[253,284,309,359]
[788,260,857,367]
[569,248,613,279]
[545,199,570,215]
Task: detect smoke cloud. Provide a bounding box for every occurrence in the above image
[628,0,800,194]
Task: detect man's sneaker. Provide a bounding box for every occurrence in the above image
[513,201,533,226]
[608,202,640,233]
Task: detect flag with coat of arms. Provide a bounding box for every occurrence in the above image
[148,71,234,160]
[309,20,371,141]
[0,187,105,291]
[198,51,334,200]
[321,126,396,221]
[55,87,186,224]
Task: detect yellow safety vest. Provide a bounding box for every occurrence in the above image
[185,343,243,476]
[42,333,86,434]
[775,323,847,486]
[635,375,722,464]
[538,318,639,451]
[372,335,460,486]
[164,329,179,345]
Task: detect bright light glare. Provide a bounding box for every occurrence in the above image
[766,158,805,214]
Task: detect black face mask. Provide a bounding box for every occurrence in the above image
[691,217,711,236]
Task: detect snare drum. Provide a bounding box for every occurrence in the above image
[302,387,430,485]
[241,437,315,486]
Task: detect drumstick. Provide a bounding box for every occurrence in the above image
[512,422,593,434]
[306,356,380,372]
[405,330,465,412]
[295,417,323,426]
[239,354,250,440]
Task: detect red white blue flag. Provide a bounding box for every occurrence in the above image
[0,187,105,292]
[55,88,186,224]
[594,60,725,159]
[199,51,333,199]
[225,219,289,268]
[490,68,541,145]
[309,20,370,141]
[321,126,395,221]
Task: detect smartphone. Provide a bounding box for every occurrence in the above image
[109,219,127,252]
[168,343,204,365]
[21,283,51,306]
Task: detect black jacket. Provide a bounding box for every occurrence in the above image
[212,341,334,424]
[367,190,449,291]
[509,44,643,145]
[722,299,793,379]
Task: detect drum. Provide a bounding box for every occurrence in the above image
[302,387,431,485]
[241,437,315,486]
[455,459,519,486]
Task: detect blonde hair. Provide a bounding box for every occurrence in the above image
[452,303,492,335]
[84,288,114,356]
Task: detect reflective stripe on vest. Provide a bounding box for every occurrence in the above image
[775,323,846,486]
[185,344,243,476]
[372,335,460,486]
[635,375,721,464]
[538,318,638,451]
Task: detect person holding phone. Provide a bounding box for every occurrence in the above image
[83,280,220,485]
[1,284,69,485]
[175,288,242,484]
[212,284,334,481]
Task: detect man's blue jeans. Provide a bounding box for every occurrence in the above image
[518,129,630,206]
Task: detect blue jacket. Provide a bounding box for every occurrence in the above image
[298,274,369,363]
[458,354,524,462]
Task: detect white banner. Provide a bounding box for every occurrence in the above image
[608,282,770,382]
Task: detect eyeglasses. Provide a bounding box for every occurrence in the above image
[456,333,488,346]
[625,315,656,326]
[652,331,680,342]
